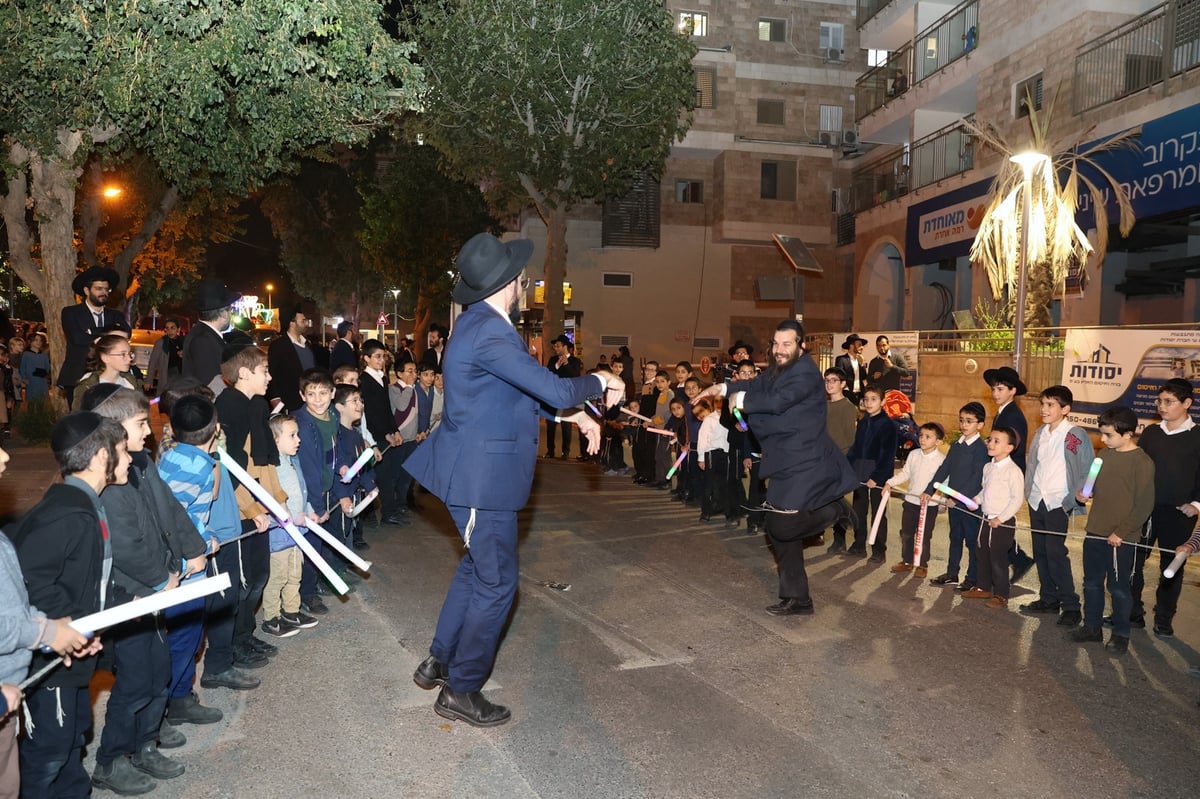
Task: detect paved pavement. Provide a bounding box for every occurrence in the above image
[3,439,1200,798]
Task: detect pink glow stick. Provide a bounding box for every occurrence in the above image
[933,481,979,511]
[644,426,676,437]
[913,497,928,566]
[868,486,890,546]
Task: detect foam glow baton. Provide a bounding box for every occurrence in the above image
[305,518,373,573]
[644,426,677,437]
[913,496,928,566]
[867,486,890,546]
[217,451,349,595]
[619,408,652,423]
[1080,457,1103,499]
[340,447,375,484]
[666,447,689,479]
[1164,550,1189,579]
[732,407,749,432]
[933,481,979,511]
[349,487,379,518]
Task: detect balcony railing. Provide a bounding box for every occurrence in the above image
[857,0,894,28]
[912,0,980,83]
[1074,0,1200,113]
[852,147,910,212]
[855,46,913,122]
[910,116,975,189]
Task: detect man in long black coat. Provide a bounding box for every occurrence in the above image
[694,320,856,616]
[59,265,130,407]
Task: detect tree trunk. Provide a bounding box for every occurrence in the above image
[542,207,568,353]
[413,288,434,361]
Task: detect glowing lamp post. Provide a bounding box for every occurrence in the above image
[266,283,274,311]
[1009,151,1051,375]
[389,288,401,352]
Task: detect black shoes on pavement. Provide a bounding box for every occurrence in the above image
[413,655,449,690]
[434,687,512,728]
[765,598,814,616]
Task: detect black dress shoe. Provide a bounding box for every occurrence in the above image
[353,539,370,551]
[765,597,814,616]
[413,656,449,690]
[434,688,512,728]
[245,636,278,657]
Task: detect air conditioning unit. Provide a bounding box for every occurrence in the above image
[818,131,836,146]
[826,47,843,62]
[842,129,859,148]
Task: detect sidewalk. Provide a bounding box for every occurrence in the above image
[0,435,62,526]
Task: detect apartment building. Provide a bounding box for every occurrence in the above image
[849,0,1200,332]
[517,1,862,365]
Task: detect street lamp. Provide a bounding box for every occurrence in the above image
[266,283,274,310]
[1008,151,1052,375]
[389,288,402,352]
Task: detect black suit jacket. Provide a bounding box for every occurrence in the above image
[994,402,1028,473]
[833,353,866,402]
[360,370,395,444]
[58,303,129,388]
[267,335,306,411]
[329,339,359,373]
[181,322,225,389]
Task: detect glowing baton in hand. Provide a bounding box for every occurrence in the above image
[666,447,689,479]
[341,448,375,484]
[1080,457,1103,498]
[619,408,653,423]
[732,407,749,432]
[305,518,372,573]
[1164,551,1189,579]
[867,486,890,546]
[349,487,379,517]
[933,481,979,511]
[913,496,929,566]
[644,426,677,437]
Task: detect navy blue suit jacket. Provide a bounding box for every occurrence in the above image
[403,303,602,512]
[994,401,1028,472]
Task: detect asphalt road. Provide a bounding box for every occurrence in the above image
[6,443,1197,798]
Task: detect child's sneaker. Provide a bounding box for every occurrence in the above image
[261,617,300,638]
[929,573,958,586]
[889,561,913,573]
[281,610,319,629]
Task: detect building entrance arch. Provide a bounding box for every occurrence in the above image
[856,242,905,329]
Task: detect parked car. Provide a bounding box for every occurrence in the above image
[129,328,165,374]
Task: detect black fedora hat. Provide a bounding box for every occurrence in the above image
[840,333,868,350]
[194,279,241,313]
[452,233,533,305]
[71,265,120,296]
[983,365,1027,396]
[728,339,755,357]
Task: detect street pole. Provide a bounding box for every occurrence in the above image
[390,289,401,352]
[1008,152,1049,376]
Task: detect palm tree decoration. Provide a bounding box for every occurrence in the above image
[965,89,1140,335]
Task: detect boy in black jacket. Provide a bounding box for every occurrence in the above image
[923,402,990,591]
[12,412,128,797]
[846,387,898,562]
[84,385,209,794]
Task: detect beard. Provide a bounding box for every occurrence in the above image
[507,291,522,325]
[766,347,801,381]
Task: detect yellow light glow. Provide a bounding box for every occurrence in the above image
[102,185,123,199]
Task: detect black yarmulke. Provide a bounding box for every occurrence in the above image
[80,383,123,412]
[171,394,216,435]
[51,411,105,454]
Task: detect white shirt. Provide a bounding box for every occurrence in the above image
[1159,416,1197,435]
[978,456,1025,521]
[696,414,728,455]
[887,447,947,505]
[1029,421,1069,510]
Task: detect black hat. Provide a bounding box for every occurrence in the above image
[170,394,216,436]
[51,411,105,453]
[983,365,1027,396]
[221,329,257,363]
[194,279,241,313]
[550,334,572,347]
[728,340,755,357]
[840,334,868,350]
[80,383,124,412]
[452,233,533,304]
[72,265,120,296]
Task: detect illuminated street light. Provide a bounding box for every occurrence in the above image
[266,283,274,309]
[102,185,123,199]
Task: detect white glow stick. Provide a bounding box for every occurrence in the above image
[305,518,372,573]
[913,496,928,566]
[867,486,890,546]
[217,451,349,595]
[1164,551,1189,579]
[69,573,232,635]
[644,426,677,437]
[340,448,375,484]
[349,487,379,517]
[619,407,652,423]
[933,481,979,511]
[1080,457,1103,498]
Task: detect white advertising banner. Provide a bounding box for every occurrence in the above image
[836,330,919,399]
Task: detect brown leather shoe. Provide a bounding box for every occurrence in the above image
[985,596,1008,608]
[914,566,928,578]
[962,587,993,599]
[890,562,913,573]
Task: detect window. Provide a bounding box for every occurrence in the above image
[820,22,845,59]
[819,104,843,133]
[760,160,797,202]
[602,172,661,248]
[675,180,704,203]
[602,274,633,289]
[1015,73,1043,118]
[678,11,707,37]
[867,49,889,67]
[600,335,631,347]
[694,66,716,109]
[759,18,786,42]
[694,337,722,350]
[756,99,785,126]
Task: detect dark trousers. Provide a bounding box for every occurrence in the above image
[204,542,242,674]
[1131,505,1197,624]
[163,591,206,699]
[632,430,655,480]
[545,419,572,457]
[431,506,519,693]
[852,485,888,554]
[766,499,843,602]
[701,450,729,517]
[97,615,171,765]
[946,505,980,582]
[654,438,673,483]
[1083,537,1136,636]
[977,518,1016,598]
[394,439,419,508]
[900,501,939,566]
[20,684,92,798]
[299,531,328,600]
[374,447,405,519]
[745,458,766,529]
[234,530,270,648]
[1028,502,1080,610]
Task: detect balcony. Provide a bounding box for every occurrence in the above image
[855,46,913,122]
[912,0,980,83]
[857,0,894,28]
[852,147,910,213]
[910,116,975,189]
[1074,0,1200,114]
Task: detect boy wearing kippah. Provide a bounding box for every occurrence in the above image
[923,402,989,590]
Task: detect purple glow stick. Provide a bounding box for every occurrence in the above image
[933,481,979,511]
[1080,457,1103,498]
[666,447,689,479]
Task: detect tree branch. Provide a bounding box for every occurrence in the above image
[112,184,180,288]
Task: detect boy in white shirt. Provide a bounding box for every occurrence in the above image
[964,428,1026,608]
[886,422,946,577]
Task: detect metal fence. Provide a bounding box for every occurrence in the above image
[855,45,912,122]
[851,146,910,212]
[857,0,894,28]
[912,0,980,83]
[910,116,975,190]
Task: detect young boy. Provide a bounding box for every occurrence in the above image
[846,387,898,562]
[331,383,377,577]
[215,343,278,669]
[13,413,129,796]
[292,368,339,613]
[261,414,320,638]
[886,422,946,577]
[84,385,208,792]
[923,402,989,590]
[1,445,93,799]
[1072,406,1155,653]
[159,395,261,700]
[824,367,857,552]
[1021,385,1094,626]
[964,427,1025,608]
[665,398,690,499]
[694,397,730,523]
[1131,378,1200,638]
[984,365,1036,580]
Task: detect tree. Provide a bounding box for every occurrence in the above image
[409,0,695,339]
[358,141,498,356]
[0,1,421,404]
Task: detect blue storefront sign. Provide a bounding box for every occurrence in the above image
[904,178,991,264]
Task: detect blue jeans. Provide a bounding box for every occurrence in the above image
[164,592,207,699]
[20,685,92,798]
[1083,537,1136,636]
[946,505,981,583]
[97,616,171,765]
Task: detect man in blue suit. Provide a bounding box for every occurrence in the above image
[404,232,625,727]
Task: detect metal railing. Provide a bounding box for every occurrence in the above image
[857,0,895,29]
[910,116,975,189]
[912,0,980,83]
[1074,0,1200,113]
[855,45,913,122]
[852,146,910,212]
